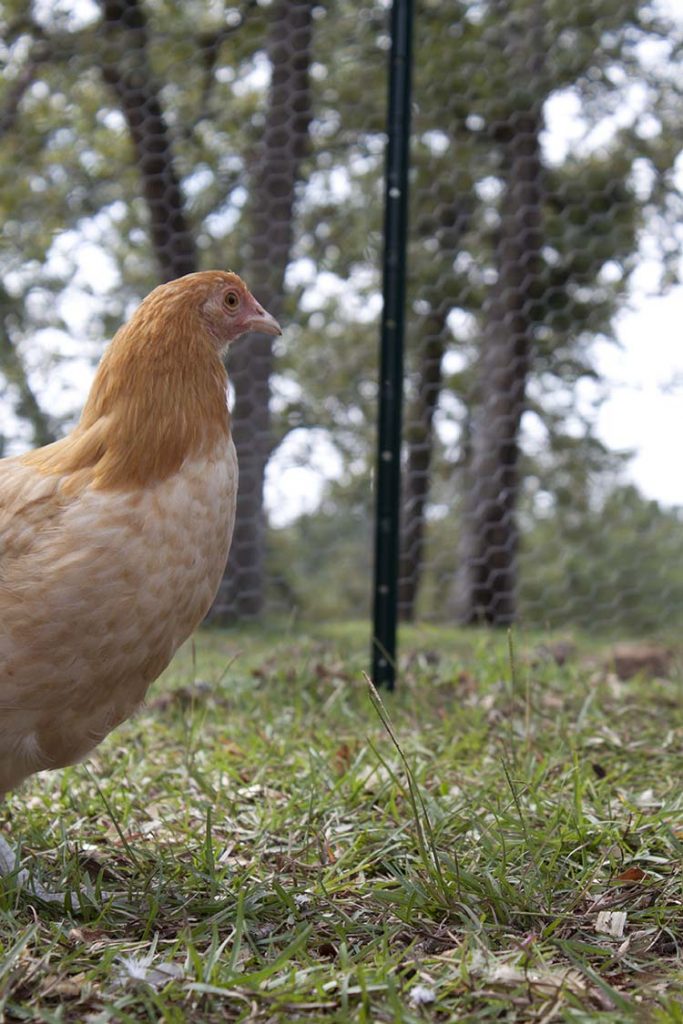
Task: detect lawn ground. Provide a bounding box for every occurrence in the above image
[0,624,681,1022]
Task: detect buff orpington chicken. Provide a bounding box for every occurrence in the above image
[0,270,280,897]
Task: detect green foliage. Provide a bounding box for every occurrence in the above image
[268,474,374,620]
[520,485,683,633]
[272,473,683,633]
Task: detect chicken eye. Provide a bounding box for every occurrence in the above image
[224,291,240,311]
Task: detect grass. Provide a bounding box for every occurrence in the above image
[0,623,681,1022]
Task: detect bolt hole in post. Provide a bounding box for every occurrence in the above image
[371,0,414,690]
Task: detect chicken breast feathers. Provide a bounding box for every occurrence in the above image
[0,439,237,794]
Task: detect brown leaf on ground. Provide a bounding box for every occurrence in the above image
[319,838,338,865]
[612,644,673,680]
[456,670,478,696]
[532,640,577,666]
[67,927,110,948]
[40,973,86,999]
[334,742,354,774]
[615,866,648,884]
[314,661,353,683]
[149,682,214,711]
[317,941,337,959]
[218,739,245,758]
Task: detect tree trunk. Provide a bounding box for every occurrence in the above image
[99,0,198,281]
[212,0,313,621]
[453,113,543,624]
[398,312,447,621]
[397,178,471,621]
[0,287,57,449]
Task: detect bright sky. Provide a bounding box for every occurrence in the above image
[595,289,683,506]
[540,35,683,510]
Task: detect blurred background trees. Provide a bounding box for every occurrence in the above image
[1,0,682,632]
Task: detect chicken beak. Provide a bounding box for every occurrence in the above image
[248,306,282,336]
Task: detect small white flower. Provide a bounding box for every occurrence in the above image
[115,954,183,989]
[409,984,436,1006]
[117,953,154,981]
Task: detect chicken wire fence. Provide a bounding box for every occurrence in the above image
[2,0,683,636]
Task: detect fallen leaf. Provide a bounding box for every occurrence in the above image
[595,911,627,938]
[533,641,576,666]
[633,789,661,809]
[67,927,109,946]
[319,840,337,865]
[615,866,647,884]
[483,962,588,997]
[40,973,85,999]
[334,743,353,775]
[356,764,392,793]
[149,682,212,711]
[237,783,286,802]
[612,644,673,681]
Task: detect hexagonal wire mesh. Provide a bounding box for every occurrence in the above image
[398,0,683,634]
[1,0,682,638]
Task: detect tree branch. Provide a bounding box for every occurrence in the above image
[99,0,198,281]
[196,0,260,122]
[0,59,41,138]
[0,316,57,448]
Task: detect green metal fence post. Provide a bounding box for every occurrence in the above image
[371,0,414,690]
